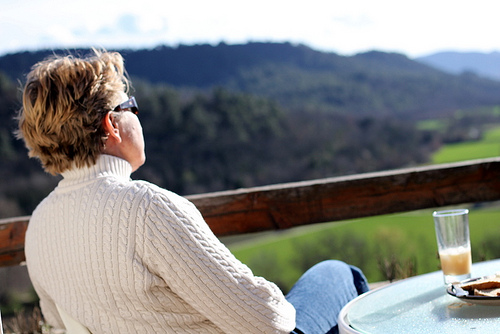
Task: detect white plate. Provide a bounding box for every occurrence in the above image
[447,276,500,306]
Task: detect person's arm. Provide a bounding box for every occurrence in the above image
[144,191,296,334]
[30,278,65,330]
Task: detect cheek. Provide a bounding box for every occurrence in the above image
[121,119,142,142]
[134,125,145,145]
[130,126,145,152]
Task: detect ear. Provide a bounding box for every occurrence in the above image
[102,112,122,143]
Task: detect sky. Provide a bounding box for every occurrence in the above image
[2,0,500,59]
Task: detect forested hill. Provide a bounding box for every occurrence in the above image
[124,43,500,118]
[1,42,500,218]
[3,42,500,118]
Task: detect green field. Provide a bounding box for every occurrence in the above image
[225,207,500,291]
[225,125,500,292]
[432,126,500,164]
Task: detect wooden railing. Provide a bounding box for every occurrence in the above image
[2,157,500,268]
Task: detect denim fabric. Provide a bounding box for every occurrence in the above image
[286,260,369,334]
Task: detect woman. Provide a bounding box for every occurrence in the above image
[17,50,368,333]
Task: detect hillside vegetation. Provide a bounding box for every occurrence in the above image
[1,42,500,218]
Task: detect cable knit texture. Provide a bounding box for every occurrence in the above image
[25,155,296,334]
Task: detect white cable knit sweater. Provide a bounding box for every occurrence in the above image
[25,155,296,333]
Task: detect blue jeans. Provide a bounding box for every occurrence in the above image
[286,260,369,334]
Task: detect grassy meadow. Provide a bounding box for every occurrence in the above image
[225,124,500,292]
[432,126,500,164]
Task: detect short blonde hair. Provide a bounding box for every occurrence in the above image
[17,50,129,175]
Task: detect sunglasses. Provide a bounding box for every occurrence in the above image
[113,96,139,115]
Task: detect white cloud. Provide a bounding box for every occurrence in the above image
[1,0,500,57]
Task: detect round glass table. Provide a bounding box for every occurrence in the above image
[339,259,500,333]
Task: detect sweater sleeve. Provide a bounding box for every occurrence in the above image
[143,190,296,334]
[30,276,65,330]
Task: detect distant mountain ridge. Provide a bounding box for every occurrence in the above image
[2,42,500,119]
[416,51,500,81]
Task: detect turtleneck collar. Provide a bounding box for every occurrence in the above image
[57,154,132,190]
